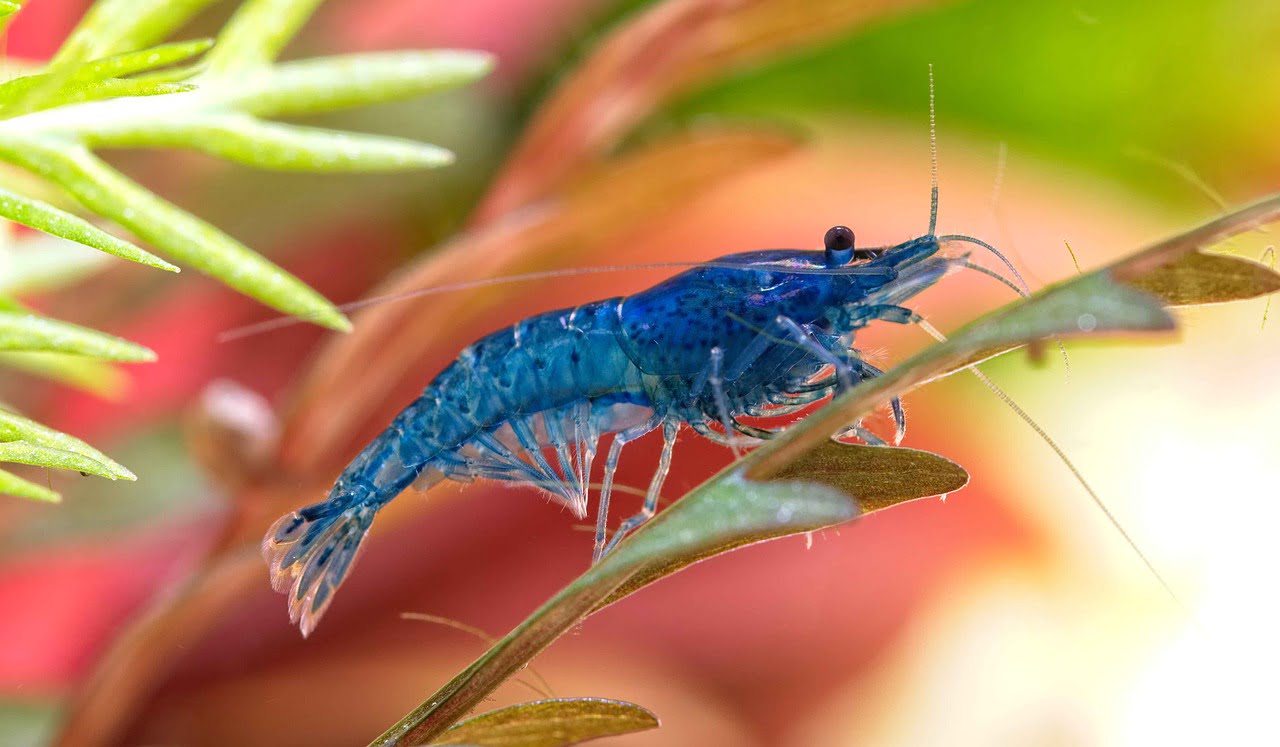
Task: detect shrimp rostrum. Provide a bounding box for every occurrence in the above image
[265,220,1025,635]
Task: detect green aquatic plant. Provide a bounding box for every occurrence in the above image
[0,0,491,500]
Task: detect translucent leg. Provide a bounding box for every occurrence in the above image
[600,420,678,558]
[774,316,856,390]
[708,346,742,459]
[509,415,575,509]
[593,419,658,563]
[856,359,906,443]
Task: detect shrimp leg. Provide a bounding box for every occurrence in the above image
[708,346,744,458]
[594,417,661,562]
[599,419,679,558]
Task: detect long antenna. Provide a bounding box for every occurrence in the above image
[916,318,1192,618]
[928,63,939,236]
[217,260,897,342]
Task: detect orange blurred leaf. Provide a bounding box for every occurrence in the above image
[426,698,659,747]
[473,0,937,222]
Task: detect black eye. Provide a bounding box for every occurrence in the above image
[824,225,855,253]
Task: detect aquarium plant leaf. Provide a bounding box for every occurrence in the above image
[427,698,659,747]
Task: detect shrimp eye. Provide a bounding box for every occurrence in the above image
[823,225,855,266]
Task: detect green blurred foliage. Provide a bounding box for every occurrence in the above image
[668,0,1280,206]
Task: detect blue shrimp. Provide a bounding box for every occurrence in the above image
[263,68,1033,635]
[263,217,1029,634]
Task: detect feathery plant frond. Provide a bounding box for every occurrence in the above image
[0,0,493,500]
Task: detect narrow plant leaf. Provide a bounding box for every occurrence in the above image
[0,310,155,361]
[0,41,212,108]
[428,699,659,747]
[765,442,968,515]
[228,51,495,118]
[0,187,177,271]
[0,140,350,330]
[749,273,1175,478]
[205,0,325,74]
[0,2,24,21]
[90,116,455,172]
[0,408,133,480]
[34,78,197,110]
[0,441,115,479]
[129,61,207,85]
[50,0,220,66]
[596,445,968,610]
[78,39,215,81]
[0,467,59,502]
[0,351,126,397]
[7,0,210,116]
[1125,250,1280,306]
[372,479,858,746]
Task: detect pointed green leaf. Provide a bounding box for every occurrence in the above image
[88,116,455,172]
[51,0,220,66]
[429,699,659,747]
[0,186,177,271]
[79,39,215,81]
[0,408,133,480]
[0,467,59,502]
[37,78,197,110]
[0,351,127,397]
[0,441,115,479]
[0,2,24,21]
[231,51,495,118]
[129,61,207,85]
[0,141,349,330]
[0,41,212,110]
[205,0,325,74]
[0,310,155,361]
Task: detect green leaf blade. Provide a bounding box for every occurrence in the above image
[205,0,326,74]
[232,51,495,118]
[92,116,456,172]
[0,311,156,361]
[0,441,115,479]
[429,699,659,747]
[51,0,220,66]
[48,78,197,109]
[0,186,177,271]
[0,408,133,480]
[0,142,349,331]
[79,38,215,81]
[0,351,127,397]
[0,467,59,502]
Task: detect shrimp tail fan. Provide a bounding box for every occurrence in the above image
[263,500,376,637]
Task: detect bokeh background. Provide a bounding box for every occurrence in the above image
[2,0,1278,745]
